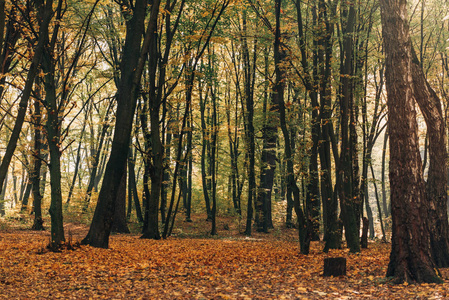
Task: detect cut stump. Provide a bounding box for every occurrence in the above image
[361,217,369,249]
[323,257,346,277]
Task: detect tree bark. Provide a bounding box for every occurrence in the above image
[410,47,449,268]
[380,0,442,283]
[111,170,130,233]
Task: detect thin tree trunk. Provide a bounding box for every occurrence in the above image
[128,146,143,222]
[381,131,389,217]
[0,172,6,216]
[0,0,52,196]
[370,163,386,242]
[210,80,218,236]
[67,102,90,204]
[338,3,360,253]
[84,100,114,206]
[241,12,256,236]
[200,80,212,221]
[31,83,44,231]
[42,1,65,247]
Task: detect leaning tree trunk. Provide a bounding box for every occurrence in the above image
[83,0,160,248]
[0,0,52,196]
[410,47,449,268]
[380,0,442,283]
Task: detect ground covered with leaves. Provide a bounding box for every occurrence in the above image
[1,216,449,299]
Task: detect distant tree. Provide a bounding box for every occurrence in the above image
[0,0,53,197]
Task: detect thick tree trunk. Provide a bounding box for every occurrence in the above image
[380,0,442,283]
[410,48,449,268]
[83,0,160,248]
[111,170,130,233]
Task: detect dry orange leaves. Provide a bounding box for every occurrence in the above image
[1,229,449,299]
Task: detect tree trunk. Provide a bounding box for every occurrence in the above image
[161,125,172,224]
[338,4,360,253]
[410,47,449,268]
[295,0,322,242]
[0,172,7,216]
[31,83,44,231]
[84,100,113,207]
[67,102,90,204]
[199,80,213,221]
[0,0,52,196]
[112,170,130,233]
[380,0,442,283]
[381,131,389,217]
[128,147,143,222]
[42,4,65,247]
[241,12,257,235]
[83,0,160,248]
[370,163,386,242]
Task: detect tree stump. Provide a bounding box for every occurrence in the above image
[323,257,346,277]
[361,217,369,249]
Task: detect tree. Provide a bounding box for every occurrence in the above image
[0,0,53,197]
[83,0,160,248]
[141,0,186,239]
[410,47,449,268]
[41,0,66,248]
[338,2,360,254]
[380,0,442,283]
[31,83,44,231]
[276,0,310,254]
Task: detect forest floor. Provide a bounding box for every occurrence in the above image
[1,213,449,299]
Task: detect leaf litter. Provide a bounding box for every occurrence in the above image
[1,223,449,299]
